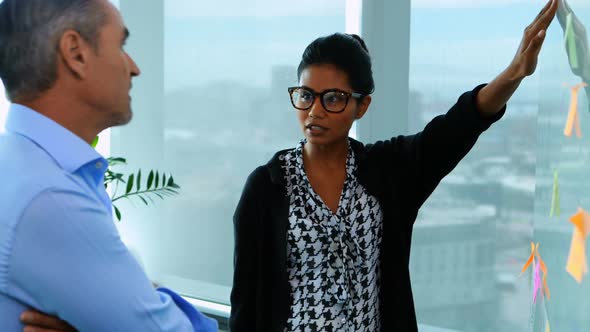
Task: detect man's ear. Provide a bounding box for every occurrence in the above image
[58,29,92,80]
[355,95,371,119]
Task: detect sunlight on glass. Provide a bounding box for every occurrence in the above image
[345,0,362,139]
[0,81,8,133]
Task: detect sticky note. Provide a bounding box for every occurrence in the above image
[520,242,537,276]
[566,208,590,283]
[533,259,541,303]
[520,242,550,302]
[564,82,587,138]
[565,13,579,69]
[550,169,560,217]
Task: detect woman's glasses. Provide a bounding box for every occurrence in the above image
[288,87,363,113]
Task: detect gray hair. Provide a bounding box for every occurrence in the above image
[0,0,108,101]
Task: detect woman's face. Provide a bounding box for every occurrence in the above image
[295,64,371,147]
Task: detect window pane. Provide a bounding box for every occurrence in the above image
[409,2,538,332]
[115,0,345,305]
[535,3,590,332]
[410,1,590,331]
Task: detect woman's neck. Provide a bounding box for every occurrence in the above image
[303,139,349,169]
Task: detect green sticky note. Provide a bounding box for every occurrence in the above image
[550,168,560,217]
[565,13,579,70]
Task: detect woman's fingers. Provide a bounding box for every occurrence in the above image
[528,0,558,36]
[525,29,547,58]
[535,0,555,21]
[519,0,557,57]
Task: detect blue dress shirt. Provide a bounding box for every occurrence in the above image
[0,104,218,331]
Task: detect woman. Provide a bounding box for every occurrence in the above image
[230,0,558,331]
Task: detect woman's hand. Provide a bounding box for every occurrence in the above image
[508,0,559,80]
[477,0,558,116]
[20,309,77,332]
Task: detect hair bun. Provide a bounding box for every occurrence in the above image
[347,33,369,53]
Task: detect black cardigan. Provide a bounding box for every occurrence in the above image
[230,84,504,332]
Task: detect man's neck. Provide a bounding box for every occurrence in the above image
[19,97,102,145]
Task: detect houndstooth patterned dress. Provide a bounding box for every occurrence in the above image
[281,140,383,332]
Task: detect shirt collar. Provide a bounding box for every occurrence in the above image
[5,103,106,174]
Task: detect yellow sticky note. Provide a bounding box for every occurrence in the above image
[564,83,587,138]
[566,208,590,283]
[550,169,560,217]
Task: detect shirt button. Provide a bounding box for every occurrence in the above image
[95,161,103,169]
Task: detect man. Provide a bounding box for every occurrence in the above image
[0,0,217,331]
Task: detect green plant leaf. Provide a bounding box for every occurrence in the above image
[91,136,99,148]
[136,169,142,192]
[114,205,121,221]
[125,174,134,194]
[164,187,179,193]
[105,158,183,223]
[147,170,154,190]
[108,157,127,165]
[138,195,148,206]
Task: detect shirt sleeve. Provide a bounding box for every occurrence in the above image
[229,166,264,331]
[380,84,505,214]
[6,188,218,332]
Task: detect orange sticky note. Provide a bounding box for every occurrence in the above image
[566,208,590,283]
[564,82,588,138]
[520,242,550,301]
[537,249,550,301]
[542,272,550,300]
[520,242,537,275]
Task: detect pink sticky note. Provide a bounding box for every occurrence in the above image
[533,260,541,304]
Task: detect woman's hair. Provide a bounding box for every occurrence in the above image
[297,33,375,96]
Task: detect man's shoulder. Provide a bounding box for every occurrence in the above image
[0,132,79,227]
[0,132,67,181]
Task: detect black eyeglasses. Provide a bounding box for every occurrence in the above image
[288,86,364,113]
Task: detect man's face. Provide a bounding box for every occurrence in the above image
[85,0,140,127]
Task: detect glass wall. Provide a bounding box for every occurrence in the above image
[534,1,590,331]
[408,2,539,332]
[409,0,590,331]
